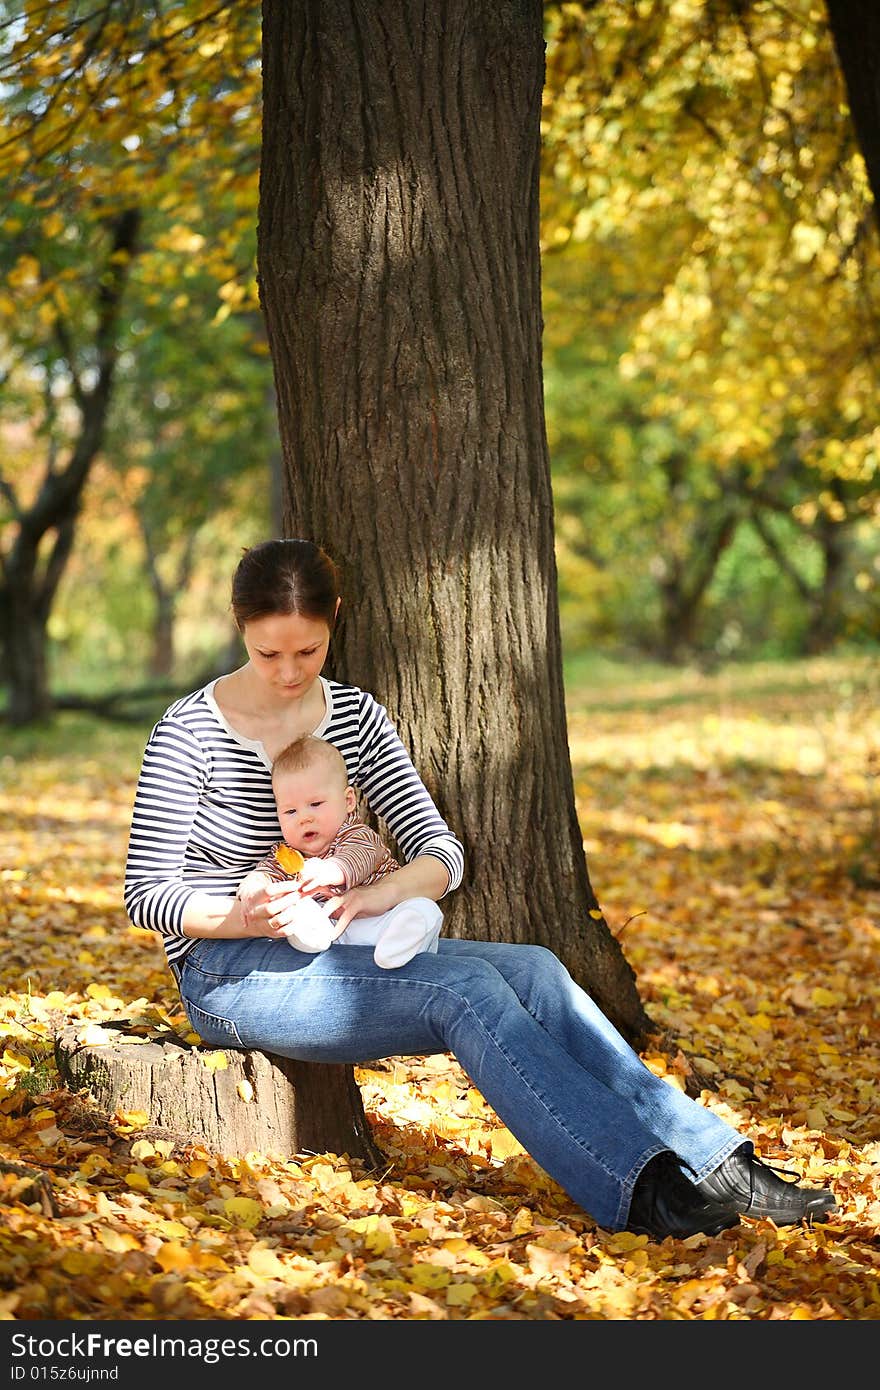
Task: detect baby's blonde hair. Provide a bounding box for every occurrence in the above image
[272,734,348,787]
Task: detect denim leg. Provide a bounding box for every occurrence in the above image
[435,940,749,1181]
[178,936,666,1229]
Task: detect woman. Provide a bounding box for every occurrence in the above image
[124,539,836,1239]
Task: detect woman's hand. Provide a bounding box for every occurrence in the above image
[239,878,307,938]
[322,879,401,934]
[236,872,274,931]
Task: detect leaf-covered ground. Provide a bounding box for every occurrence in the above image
[0,654,878,1321]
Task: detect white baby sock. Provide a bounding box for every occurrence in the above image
[373,901,442,970]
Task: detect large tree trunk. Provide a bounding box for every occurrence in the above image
[825,1,880,232]
[257,0,649,1042]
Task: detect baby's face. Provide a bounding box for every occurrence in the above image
[273,765,355,858]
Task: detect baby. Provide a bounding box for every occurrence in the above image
[237,734,443,969]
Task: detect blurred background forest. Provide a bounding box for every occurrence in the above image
[1,3,879,1321]
[0,0,878,722]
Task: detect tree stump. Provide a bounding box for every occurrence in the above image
[55,1025,383,1166]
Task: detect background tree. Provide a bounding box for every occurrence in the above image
[3,0,876,705]
[0,204,141,723]
[103,297,272,681]
[257,0,651,1040]
[542,1,879,662]
[0,0,264,717]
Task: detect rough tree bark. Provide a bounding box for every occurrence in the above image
[257,0,650,1043]
[55,1026,383,1166]
[825,1,880,233]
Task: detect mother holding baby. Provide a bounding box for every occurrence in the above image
[123,537,836,1240]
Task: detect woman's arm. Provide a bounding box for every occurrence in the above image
[124,717,209,941]
[179,890,291,940]
[124,714,291,943]
[352,691,464,894]
[322,854,450,934]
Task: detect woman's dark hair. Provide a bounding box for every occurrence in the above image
[231,539,341,631]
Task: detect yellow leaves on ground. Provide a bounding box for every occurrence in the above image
[0,656,877,1319]
[811,988,845,1008]
[224,1197,263,1229]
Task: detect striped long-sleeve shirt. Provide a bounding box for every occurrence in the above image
[123,676,464,967]
[255,810,399,895]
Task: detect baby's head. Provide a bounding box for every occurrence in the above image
[272,736,355,856]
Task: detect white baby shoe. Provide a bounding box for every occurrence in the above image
[372,901,443,969]
[281,897,336,953]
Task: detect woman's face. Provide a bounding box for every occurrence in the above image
[241,612,332,700]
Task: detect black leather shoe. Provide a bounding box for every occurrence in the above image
[695,1149,838,1226]
[626,1151,742,1240]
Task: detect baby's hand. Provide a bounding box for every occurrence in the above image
[296,856,347,895]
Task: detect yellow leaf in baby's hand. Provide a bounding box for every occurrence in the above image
[276,845,305,875]
[223,1196,263,1228]
[201,1051,228,1072]
[237,1079,254,1103]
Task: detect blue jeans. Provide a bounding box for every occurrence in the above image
[176,937,747,1230]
